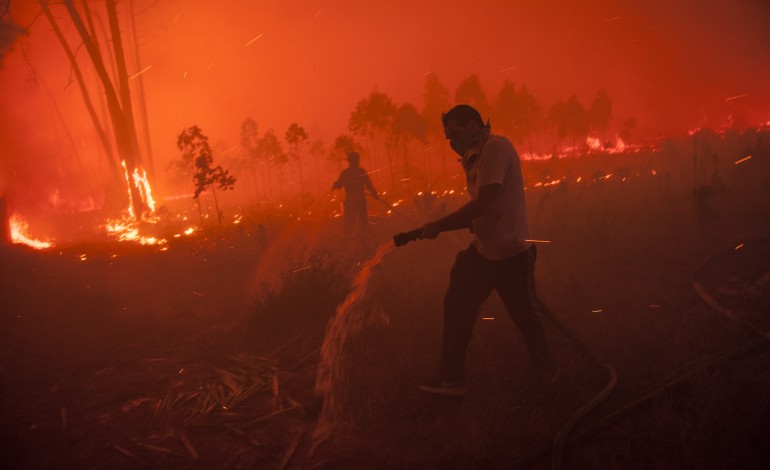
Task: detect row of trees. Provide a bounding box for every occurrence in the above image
[220,74,633,205]
[5,2,635,213]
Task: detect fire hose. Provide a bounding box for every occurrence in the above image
[392,229,618,470]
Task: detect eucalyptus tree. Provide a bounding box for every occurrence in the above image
[285,122,309,200]
[177,126,236,224]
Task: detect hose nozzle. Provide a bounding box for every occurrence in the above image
[393,228,422,247]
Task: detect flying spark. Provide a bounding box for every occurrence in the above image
[500,65,518,72]
[734,156,752,165]
[592,309,603,313]
[245,34,264,46]
[735,243,744,250]
[293,266,312,273]
[526,239,552,243]
[725,93,750,102]
[129,65,152,79]
[602,16,621,23]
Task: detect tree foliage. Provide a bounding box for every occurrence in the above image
[421,73,450,139]
[176,125,236,200]
[455,74,490,117]
[588,88,613,133]
[348,90,396,138]
[0,5,28,69]
[330,134,361,169]
[285,123,308,161]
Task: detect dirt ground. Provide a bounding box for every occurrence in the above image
[2,139,769,469]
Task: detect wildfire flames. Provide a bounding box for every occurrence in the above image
[104,162,167,246]
[9,215,53,249]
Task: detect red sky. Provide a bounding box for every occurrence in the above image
[1,0,769,211]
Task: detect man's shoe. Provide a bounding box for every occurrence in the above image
[417,380,466,397]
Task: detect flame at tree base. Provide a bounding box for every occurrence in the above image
[104,162,168,246]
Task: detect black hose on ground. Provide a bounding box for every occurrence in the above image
[535,298,618,470]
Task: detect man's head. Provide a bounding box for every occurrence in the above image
[347,151,361,167]
[441,104,491,158]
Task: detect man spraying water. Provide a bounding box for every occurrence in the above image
[395,104,557,396]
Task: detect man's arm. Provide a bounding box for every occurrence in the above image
[420,183,501,239]
[362,173,379,199]
[331,170,345,191]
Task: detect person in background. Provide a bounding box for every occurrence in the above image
[415,104,557,396]
[331,151,380,235]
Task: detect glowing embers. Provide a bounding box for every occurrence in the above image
[104,218,167,246]
[9,214,54,249]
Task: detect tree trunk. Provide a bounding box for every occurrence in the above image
[128,0,156,183]
[38,1,120,183]
[211,186,221,224]
[62,0,145,216]
[297,157,305,207]
[105,0,142,168]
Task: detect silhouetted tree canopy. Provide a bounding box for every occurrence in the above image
[349,90,397,138]
[455,74,490,118]
[0,6,27,69]
[176,125,236,201]
[421,73,450,139]
[588,89,613,134]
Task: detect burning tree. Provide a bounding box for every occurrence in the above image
[37,0,153,217]
[176,126,236,225]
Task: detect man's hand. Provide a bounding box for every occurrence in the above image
[420,221,441,239]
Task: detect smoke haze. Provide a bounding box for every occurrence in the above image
[1,0,769,214]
